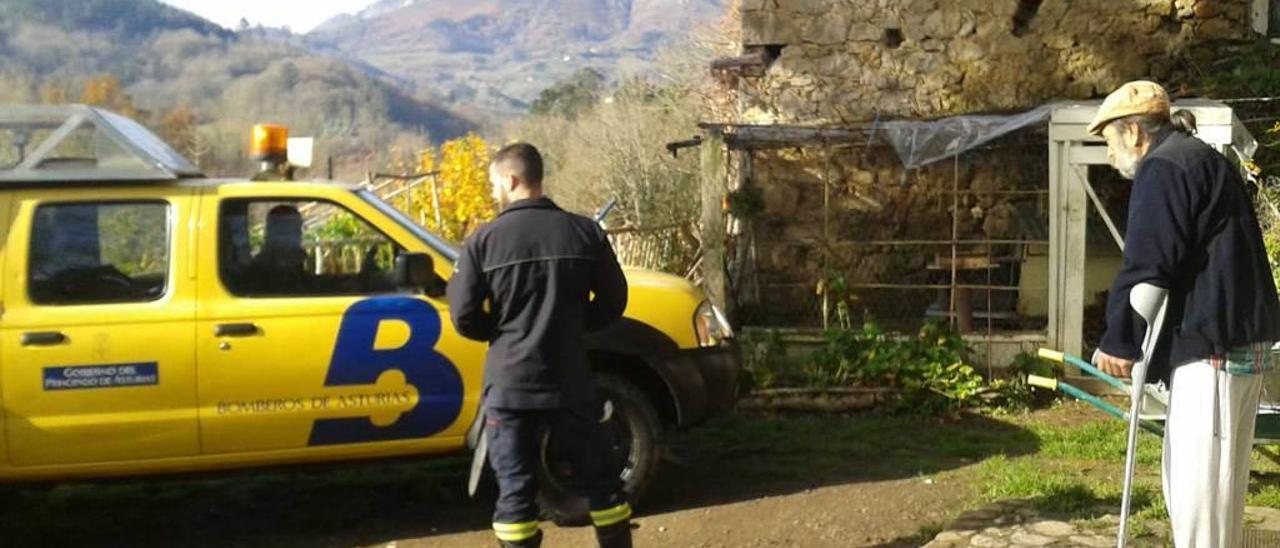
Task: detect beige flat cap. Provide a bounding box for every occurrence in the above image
[1087,80,1171,136]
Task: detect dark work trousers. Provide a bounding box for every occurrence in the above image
[486,404,626,526]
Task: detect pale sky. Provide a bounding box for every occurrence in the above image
[159,0,378,33]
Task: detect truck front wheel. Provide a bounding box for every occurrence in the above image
[537,372,663,525]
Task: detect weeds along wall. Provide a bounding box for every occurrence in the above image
[730,0,1252,330]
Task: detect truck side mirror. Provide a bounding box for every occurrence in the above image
[395,252,445,297]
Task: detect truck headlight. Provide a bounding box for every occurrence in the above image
[694,301,734,348]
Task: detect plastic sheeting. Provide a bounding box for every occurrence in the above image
[879,101,1260,171]
[879,103,1061,170]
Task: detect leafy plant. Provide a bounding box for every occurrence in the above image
[739,329,786,390]
[984,351,1063,412]
[801,320,987,415]
[311,212,363,240]
[743,321,1059,415]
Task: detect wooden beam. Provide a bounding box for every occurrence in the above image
[708,124,876,150]
[665,136,702,157]
[700,128,730,315]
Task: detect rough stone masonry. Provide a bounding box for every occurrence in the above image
[728,1,1255,328]
[738,0,1251,124]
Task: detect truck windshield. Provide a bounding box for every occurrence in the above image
[356,189,459,263]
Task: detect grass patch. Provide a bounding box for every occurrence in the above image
[975,455,1160,515]
[668,412,1040,488]
[1031,419,1162,465]
[1249,481,1280,508]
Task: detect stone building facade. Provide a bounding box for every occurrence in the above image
[738,0,1252,124]
[728,0,1258,329]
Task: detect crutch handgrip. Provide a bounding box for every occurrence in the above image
[1037,348,1065,363]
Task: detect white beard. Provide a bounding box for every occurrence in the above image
[1112,149,1142,180]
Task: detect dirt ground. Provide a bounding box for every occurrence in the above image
[405,409,1065,547]
[1,410,1043,548]
[10,402,1276,547]
[403,475,970,548]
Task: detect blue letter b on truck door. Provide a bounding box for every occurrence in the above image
[309,297,464,446]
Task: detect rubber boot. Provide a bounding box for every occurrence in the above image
[497,529,542,548]
[595,521,633,548]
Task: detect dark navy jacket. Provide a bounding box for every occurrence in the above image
[446,197,628,409]
[1100,131,1280,382]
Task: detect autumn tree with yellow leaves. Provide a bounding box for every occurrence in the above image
[398,134,496,243]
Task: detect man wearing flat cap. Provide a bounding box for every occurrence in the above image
[1090,80,1280,546]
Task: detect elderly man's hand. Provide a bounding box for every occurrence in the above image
[1094,350,1135,378]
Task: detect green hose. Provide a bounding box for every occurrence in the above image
[1028,374,1165,436]
[1036,348,1129,393]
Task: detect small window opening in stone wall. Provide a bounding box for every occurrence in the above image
[883,28,904,48]
[711,44,785,80]
[1012,0,1043,37]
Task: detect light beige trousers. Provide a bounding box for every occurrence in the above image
[1163,362,1263,548]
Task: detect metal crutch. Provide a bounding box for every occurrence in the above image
[1116,283,1168,548]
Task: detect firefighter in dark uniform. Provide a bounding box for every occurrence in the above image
[447,143,633,548]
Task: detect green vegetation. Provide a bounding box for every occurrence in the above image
[529,68,606,119]
[741,321,1055,415]
[976,420,1163,511]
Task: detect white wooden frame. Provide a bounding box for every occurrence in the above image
[1253,0,1270,36]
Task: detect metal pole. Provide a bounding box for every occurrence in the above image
[1117,284,1169,548]
[823,149,832,330]
[950,155,961,332]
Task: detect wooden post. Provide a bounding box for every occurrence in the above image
[700,128,730,315]
[1048,137,1087,359]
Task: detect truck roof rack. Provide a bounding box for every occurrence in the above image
[0,104,203,183]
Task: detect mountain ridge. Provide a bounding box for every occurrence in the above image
[0,0,476,175]
[306,0,725,113]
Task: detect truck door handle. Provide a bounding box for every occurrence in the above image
[214,323,260,337]
[21,331,67,346]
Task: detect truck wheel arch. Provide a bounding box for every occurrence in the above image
[586,318,687,427]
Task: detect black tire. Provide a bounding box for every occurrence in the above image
[537,373,663,526]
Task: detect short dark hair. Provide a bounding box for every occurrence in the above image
[491,143,544,187]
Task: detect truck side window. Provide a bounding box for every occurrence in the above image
[219,199,404,297]
[29,202,170,305]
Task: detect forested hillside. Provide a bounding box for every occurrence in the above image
[0,0,474,178]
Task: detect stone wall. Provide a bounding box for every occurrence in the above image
[732,0,1252,328]
[738,0,1252,124]
[742,142,1049,328]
